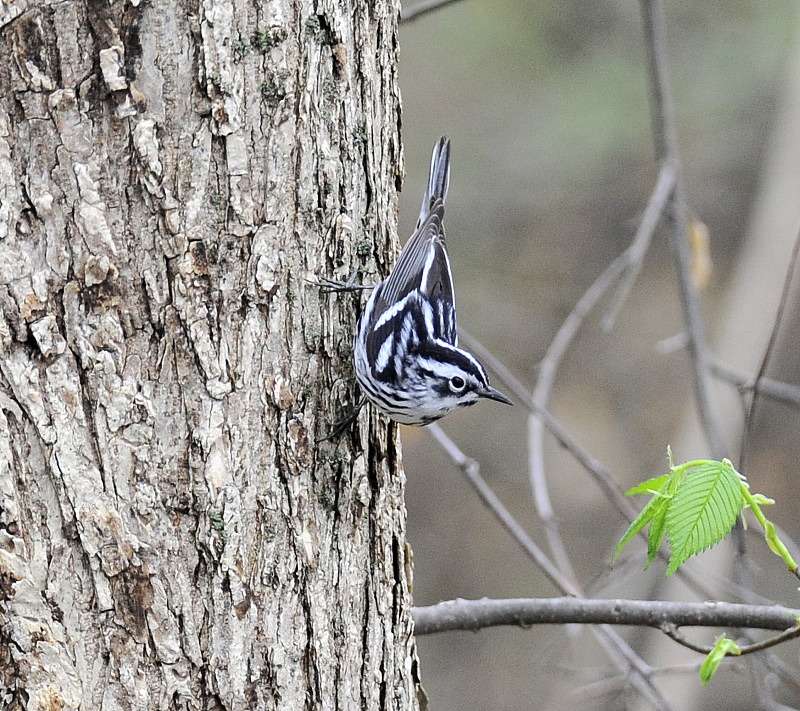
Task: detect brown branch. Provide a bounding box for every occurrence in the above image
[603,163,677,330]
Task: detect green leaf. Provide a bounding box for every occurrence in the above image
[625,474,669,496]
[700,635,740,686]
[645,503,668,569]
[665,460,743,576]
[613,479,671,566]
[765,521,781,555]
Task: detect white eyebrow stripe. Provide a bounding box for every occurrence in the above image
[433,339,489,380]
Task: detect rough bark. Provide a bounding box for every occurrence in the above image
[0,0,420,709]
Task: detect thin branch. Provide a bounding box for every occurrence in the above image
[658,623,715,654]
[734,625,800,655]
[661,621,800,658]
[739,223,800,469]
[593,625,672,711]
[603,163,677,330]
[712,360,800,409]
[426,424,580,596]
[532,164,676,409]
[462,329,743,610]
[412,597,800,635]
[458,329,639,522]
[427,425,675,710]
[527,164,676,586]
[640,0,724,458]
[400,0,466,22]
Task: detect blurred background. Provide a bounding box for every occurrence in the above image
[396,1,800,709]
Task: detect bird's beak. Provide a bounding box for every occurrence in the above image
[480,385,514,406]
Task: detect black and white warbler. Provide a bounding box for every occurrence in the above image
[343,136,512,428]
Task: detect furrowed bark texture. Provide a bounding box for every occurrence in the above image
[0,0,420,709]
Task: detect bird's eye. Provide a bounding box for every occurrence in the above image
[449,375,466,392]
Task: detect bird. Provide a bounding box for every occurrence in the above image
[345,136,512,428]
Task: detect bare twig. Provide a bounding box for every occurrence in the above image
[712,360,800,409]
[458,329,639,522]
[596,626,671,711]
[426,424,579,595]
[733,626,800,655]
[739,223,800,470]
[400,0,467,22]
[527,163,676,585]
[640,0,724,458]
[603,164,677,330]
[427,425,674,710]
[655,624,718,655]
[412,597,800,635]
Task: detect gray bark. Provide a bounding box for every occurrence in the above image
[0,0,421,709]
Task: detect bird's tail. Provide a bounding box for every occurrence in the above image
[416,136,451,227]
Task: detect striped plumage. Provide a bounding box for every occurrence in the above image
[353,137,512,425]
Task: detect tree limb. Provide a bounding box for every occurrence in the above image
[427,425,675,709]
[413,597,800,635]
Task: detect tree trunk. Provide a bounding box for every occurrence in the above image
[0,0,421,709]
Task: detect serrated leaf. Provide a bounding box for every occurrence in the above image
[625,474,670,496]
[700,635,740,686]
[613,481,671,566]
[666,461,743,576]
[645,503,668,570]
